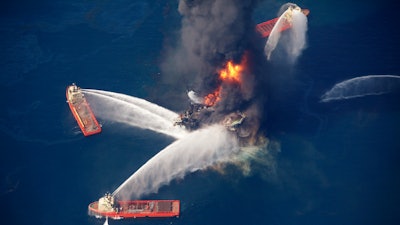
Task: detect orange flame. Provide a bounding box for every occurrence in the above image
[203,54,248,107]
[204,87,221,107]
[219,61,243,83]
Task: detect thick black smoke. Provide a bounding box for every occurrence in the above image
[161,0,265,121]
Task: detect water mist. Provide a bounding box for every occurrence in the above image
[112,125,240,199]
[264,3,308,63]
[321,75,400,102]
[82,89,188,139]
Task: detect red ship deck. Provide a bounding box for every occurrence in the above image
[88,200,180,219]
[66,84,101,136]
[256,8,310,38]
[256,17,289,38]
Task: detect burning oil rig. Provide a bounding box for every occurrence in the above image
[172,54,262,147]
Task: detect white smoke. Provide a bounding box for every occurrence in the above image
[113,125,240,199]
[264,3,308,63]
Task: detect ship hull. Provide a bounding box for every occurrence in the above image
[66,84,101,136]
[88,200,180,219]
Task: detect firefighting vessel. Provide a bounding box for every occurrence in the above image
[256,8,310,38]
[88,193,180,219]
[66,83,101,136]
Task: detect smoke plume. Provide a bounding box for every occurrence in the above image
[161,0,261,113]
[109,0,281,199]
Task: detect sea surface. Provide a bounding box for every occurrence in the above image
[1,0,400,225]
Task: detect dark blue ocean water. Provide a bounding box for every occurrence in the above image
[1,1,400,225]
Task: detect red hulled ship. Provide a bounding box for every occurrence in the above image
[256,8,310,38]
[88,193,180,219]
[66,83,101,136]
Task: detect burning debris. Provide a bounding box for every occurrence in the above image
[87,1,308,207]
[174,102,246,132]
[174,103,209,131]
[164,0,268,148]
[174,102,253,146]
[173,54,262,147]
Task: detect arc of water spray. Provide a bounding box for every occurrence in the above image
[264,4,307,62]
[112,125,240,199]
[82,89,188,139]
[320,75,400,102]
[83,89,179,120]
[264,9,288,60]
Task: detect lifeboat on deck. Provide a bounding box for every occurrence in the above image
[66,83,101,136]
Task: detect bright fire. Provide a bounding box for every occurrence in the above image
[203,54,247,106]
[204,87,221,107]
[219,61,243,83]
